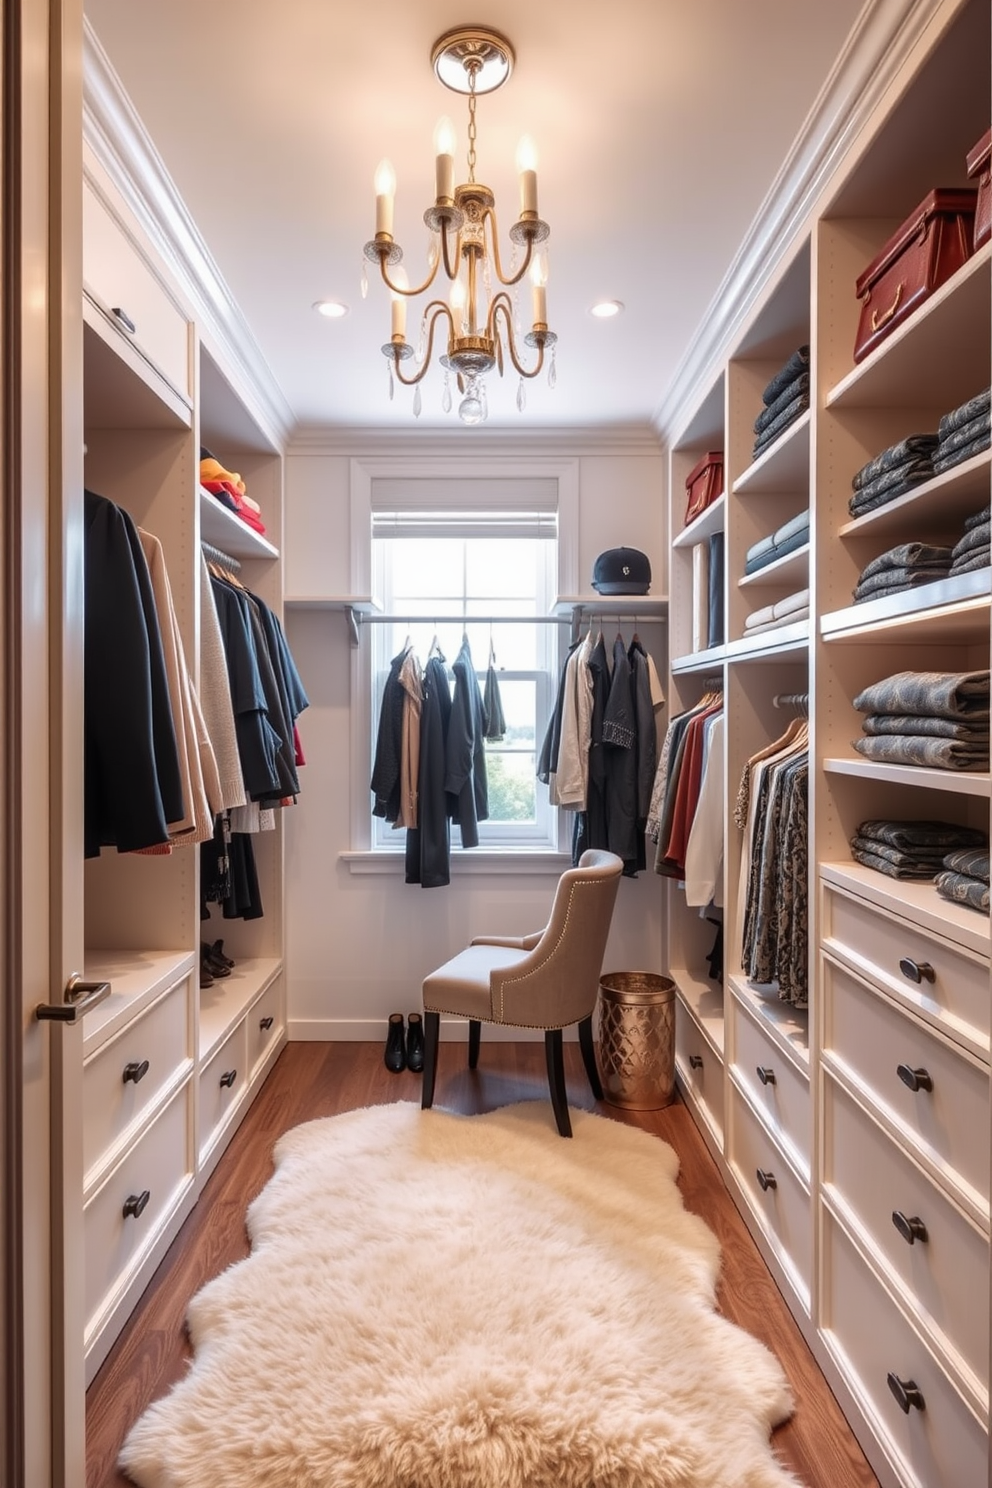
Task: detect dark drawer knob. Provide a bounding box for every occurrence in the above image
[756,1169,777,1192]
[898,957,935,985]
[688,1054,704,1070]
[219,1069,237,1089]
[259,1015,274,1031]
[896,1063,933,1094]
[892,1211,928,1246]
[887,1372,925,1414]
[122,1059,149,1085]
[756,1066,776,1086]
[111,305,136,334]
[122,1189,150,1220]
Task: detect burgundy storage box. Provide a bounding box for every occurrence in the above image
[853,188,977,363]
[966,128,991,251]
[684,451,723,525]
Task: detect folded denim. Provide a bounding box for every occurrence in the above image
[754,373,809,435]
[938,386,991,438]
[860,713,989,740]
[858,818,988,851]
[951,523,991,560]
[949,546,991,574]
[743,525,809,573]
[858,542,954,582]
[761,345,810,407]
[935,869,990,914]
[943,847,990,883]
[853,567,952,602]
[852,434,939,490]
[964,504,992,531]
[853,669,990,721]
[852,835,948,868]
[752,392,809,457]
[851,846,940,879]
[848,469,935,517]
[773,510,811,546]
[936,410,991,458]
[854,735,989,770]
[932,430,991,475]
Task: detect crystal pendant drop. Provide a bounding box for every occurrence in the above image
[361,260,368,299]
[442,370,452,414]
[417,323,427,364]
[548,347,557,389]
[413,385,422,419]
[480,381,489,421]
[388,361,395,401]
[516,377,526,413]
[458,376,484,425]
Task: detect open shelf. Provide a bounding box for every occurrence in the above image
[727,973,810,1070]
[823,756,991,797]
[838,449,992,539]
[725,620,809,660]
[821,861,990,960]
[670,966,725,1057]
[673,493,726,549]
[199,956,282,1062]
[671,642,727,676]
[732,410,811,495]
[738,544,810,590]
[199,486,279,561]
[821,572,990,642]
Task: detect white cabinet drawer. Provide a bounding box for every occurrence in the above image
[824,1073,989,1391]
[83,180,191,401]
[199,1020,248,1164]
[823,883,989,1055]
[729,995,810,1176]
[822,1213,987,1488]
[728,1082,811,1305]
[823,957,989,1216]
[675,1006,723,1145]
[82,974,192,1184]
[84,1082,193,1346]
[248,976,284,1077]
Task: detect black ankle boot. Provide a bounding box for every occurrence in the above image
[384,1013,406,1072]
[406,1012,425,1073]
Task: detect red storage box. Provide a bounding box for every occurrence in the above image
[966,128,991,251]
[684,451,723,525]
[853,188,977,363]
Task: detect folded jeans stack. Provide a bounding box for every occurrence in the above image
[933,387,991,476]
[850,818,987,880]
[935,847,990,915]
[949,503,991,575]
[852,541,952,603]
[852,669,990,771]
[848,434,939,519]
[743,587,809,635]
[753,346,810,459]
[744,509,810,576]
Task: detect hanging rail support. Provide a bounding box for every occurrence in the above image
[347,606,361,648]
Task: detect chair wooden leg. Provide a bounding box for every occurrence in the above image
[468,1019,481,1069]
[421,1011,440,1109]
[578,1015,603,1101]
[544,1028,572,1138]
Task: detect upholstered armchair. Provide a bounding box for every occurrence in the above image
[420,849,624,1136]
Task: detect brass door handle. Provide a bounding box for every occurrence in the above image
[36,973,111,1023]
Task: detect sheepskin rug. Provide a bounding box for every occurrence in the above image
[119,1101,800,1488]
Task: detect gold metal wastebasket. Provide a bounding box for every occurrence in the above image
[597,972,676,1110]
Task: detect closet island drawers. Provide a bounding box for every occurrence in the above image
[727,1083,811,1305]
[675,1007,724,1145]
[822,1213,988,1488]
[199,1021,248,1165]
[822,957,989,1218]
[728,994,810,1175]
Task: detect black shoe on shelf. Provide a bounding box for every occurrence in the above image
[210,938,235,970]
[406,1012,425,1073]
[384,1013,406,1073]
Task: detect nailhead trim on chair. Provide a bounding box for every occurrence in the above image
[494,878,593,1022]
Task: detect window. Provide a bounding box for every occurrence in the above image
[370,507,560,851]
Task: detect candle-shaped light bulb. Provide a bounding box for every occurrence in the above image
[390,266,408,341]
[529,253,547,325]
[434,115,455,202]
[515,135,539,217]
[374,158,396,236]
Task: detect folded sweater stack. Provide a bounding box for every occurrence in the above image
[850,818,988,880]
[933,387,991,476]
[852,541,952,603]
[848,434,939,519]
[200,448,268,536]
[744,510,810,575]
[743,587,809,635]
[753,347,809,460]
[950,503,990,576]
[935,847,990,915]
[852,669,990,771]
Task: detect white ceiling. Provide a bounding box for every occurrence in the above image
[83,0,866,433]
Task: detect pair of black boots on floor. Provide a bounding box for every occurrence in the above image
[384,1012,424,1074]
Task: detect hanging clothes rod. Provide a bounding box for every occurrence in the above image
[202,540,242,574]
[773,692,809,713]
[353,612,571,626]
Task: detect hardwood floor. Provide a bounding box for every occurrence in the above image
[86,1040,880,1488]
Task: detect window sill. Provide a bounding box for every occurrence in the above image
[341,850,572,877]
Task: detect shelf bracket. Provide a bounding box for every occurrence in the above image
[347,606,361,648]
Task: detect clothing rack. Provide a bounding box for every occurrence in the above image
[773,691,809,714]
[202,541,242,575]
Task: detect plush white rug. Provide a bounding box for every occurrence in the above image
[120,1101,800,1488]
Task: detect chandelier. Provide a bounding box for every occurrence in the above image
[362,25,556,425]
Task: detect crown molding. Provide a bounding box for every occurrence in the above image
[652,0,950,445]
[82,19,296,450]
[287,422,663,458]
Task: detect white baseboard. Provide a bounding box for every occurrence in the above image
[289,1018,579,1043]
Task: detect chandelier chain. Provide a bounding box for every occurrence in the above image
[466,62,480,183]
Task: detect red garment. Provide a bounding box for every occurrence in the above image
[201,478,268,535]
[663,704,722,872]
[293,724,306,767]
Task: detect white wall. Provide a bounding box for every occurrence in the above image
[283,431,669,1039]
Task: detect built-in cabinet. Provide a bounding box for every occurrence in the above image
[665,2,991,1484]
[75,154,288,1386]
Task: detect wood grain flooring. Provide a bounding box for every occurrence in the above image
[86,1040,880,1488]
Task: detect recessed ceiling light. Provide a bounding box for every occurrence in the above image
[313,299,349,319]
[590,299,624,319]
